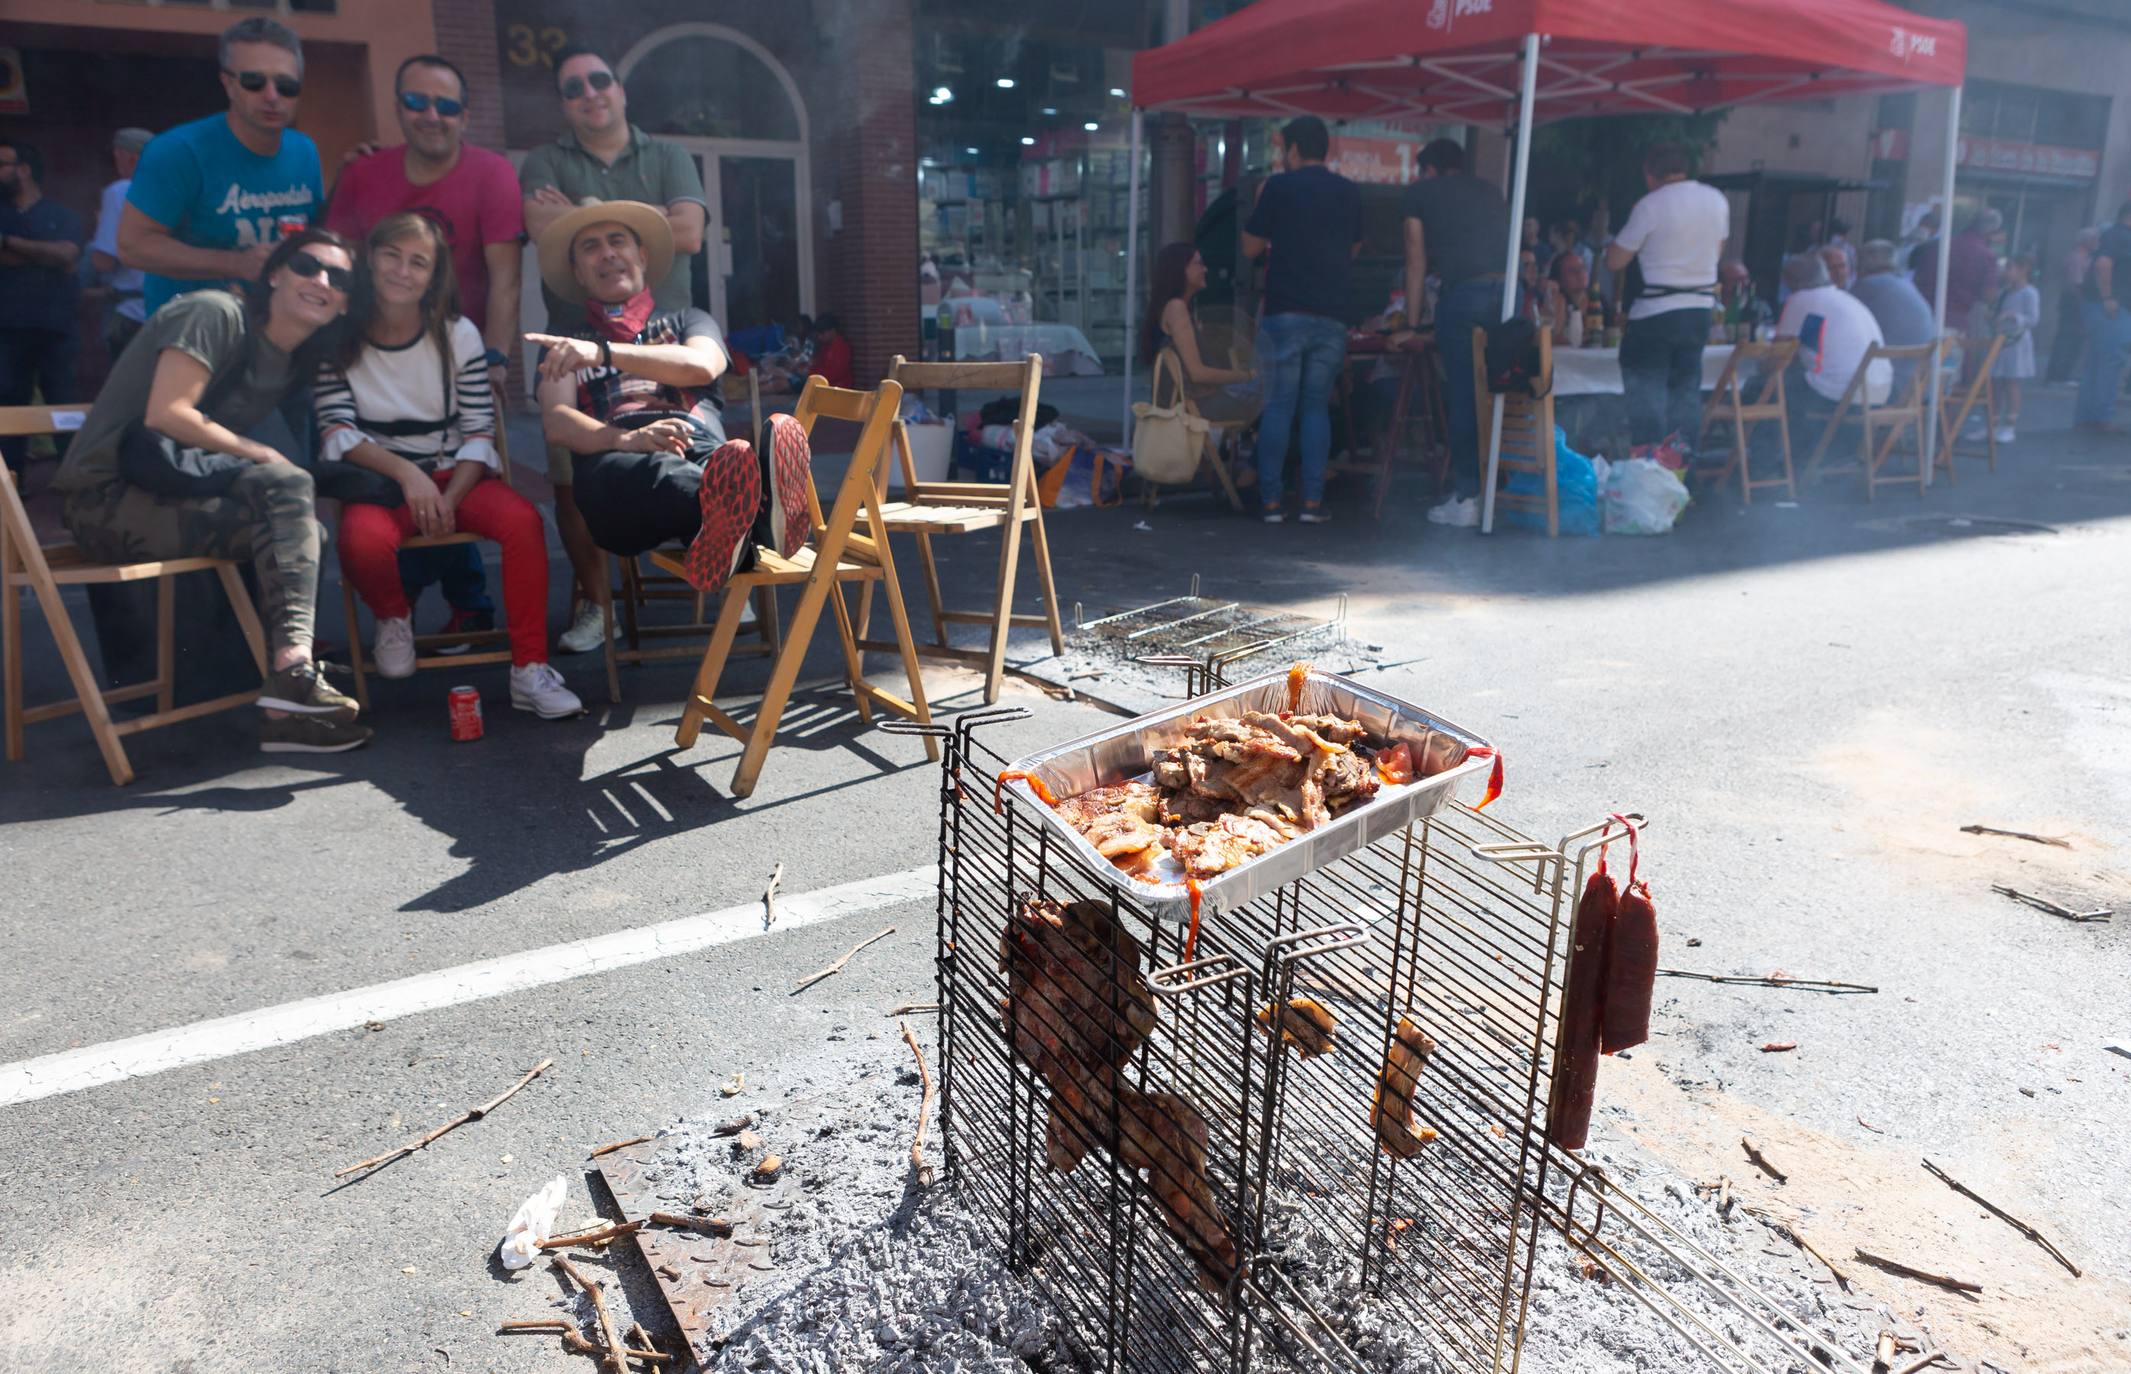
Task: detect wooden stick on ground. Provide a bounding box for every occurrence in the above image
[1747,1207,1849,1289]
[560,1329,671,1364]
[1989,884,2112,924]
[335,1058,554,1178]
[1852,1248,1984,1294]
[763,862,783,929]
[538,1219,645,1251]
[900,1018,937,1187]
[1741,1135,1788,1184]
[1891,1352,1947,1374]
[1961,823,2070,848]
[888,1002,940,1016]
[588,1135,653,1160]
[790,926,896,995]
[1656,969,1879,994]
[648,1210,734,1237]
[552,1255,630,1374]
[1921,1158,2081,1276]
[499,1319,572,1334]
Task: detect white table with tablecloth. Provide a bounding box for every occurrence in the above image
[1550,343,1737,397]
[952,323,1105,377]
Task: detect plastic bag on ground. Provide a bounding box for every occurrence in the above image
[1500,427,1600,535]
[1604,457,1691,535]
[498,1175,568,1270]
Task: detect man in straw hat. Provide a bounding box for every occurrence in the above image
[526,200,739,570]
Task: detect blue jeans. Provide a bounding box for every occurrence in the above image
[2075,300,2131,427]
[1434,278,1503,500]
[399,543,495,615]
[1254,312,1348,510]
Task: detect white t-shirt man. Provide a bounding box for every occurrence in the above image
[91,178,147,326]
[1778,284,1891,405]
[1613,180,1729,320]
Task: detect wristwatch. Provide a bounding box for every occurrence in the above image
[482,347,509,369]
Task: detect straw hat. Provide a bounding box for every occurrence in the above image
[535,199,674,304]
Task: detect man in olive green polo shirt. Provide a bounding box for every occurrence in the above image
[520,44,710,651]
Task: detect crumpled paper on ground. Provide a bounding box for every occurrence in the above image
[498,1175,568,1270]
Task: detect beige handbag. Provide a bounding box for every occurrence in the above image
[1131,349,1211,485]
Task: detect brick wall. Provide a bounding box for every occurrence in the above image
[814,0,919,386]
[432,0,509,156]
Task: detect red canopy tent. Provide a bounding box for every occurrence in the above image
[1123,0,1970,524]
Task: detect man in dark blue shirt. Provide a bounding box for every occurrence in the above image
[1242,116,1361,524]
[0,138,87,478]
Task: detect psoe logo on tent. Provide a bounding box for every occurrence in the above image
[1428,0,1493,33]
[1887,26,1938,61]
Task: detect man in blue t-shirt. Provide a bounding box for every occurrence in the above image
[119,17,323,317]
[1241,116,1361,525]
[0,138,87,477]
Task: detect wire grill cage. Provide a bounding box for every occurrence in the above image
[901,708,1575,1373]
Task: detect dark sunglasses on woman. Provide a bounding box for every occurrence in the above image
[228,69,302,99]
[398,91,465,117]
[287,251,354,293]
[559,70,616,101]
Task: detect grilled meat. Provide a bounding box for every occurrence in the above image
[1257,996,1337,1059]
[1168,812,1291,879]
[1371,1016,1440,1158]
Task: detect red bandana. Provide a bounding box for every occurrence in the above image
[584,289,656,343]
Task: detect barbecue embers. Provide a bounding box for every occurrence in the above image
[1056,710,1391,882]
[1000,898,1242,1292]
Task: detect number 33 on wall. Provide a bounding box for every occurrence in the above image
[504,24,568,68]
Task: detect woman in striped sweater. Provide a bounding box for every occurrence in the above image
[317,210,580,718]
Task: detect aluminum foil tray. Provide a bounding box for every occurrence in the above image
[998,666,1495,925]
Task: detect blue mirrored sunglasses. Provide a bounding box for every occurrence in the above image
[398,91,466,118]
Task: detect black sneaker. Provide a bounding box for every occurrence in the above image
[260,712,373,754]
[433,608,496,656]
[259,660,361,721]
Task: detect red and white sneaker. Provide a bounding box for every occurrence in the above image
[682,438,764,594]
[757,413,814,557]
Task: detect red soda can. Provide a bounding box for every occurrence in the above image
[448,685,484,741]
[277,214,309,240]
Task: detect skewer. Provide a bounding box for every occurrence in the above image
[1920,1158,2080,1276]
[334,1059,553,1178]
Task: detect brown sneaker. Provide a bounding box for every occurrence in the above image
[259,712,373,754]
[259,660,360,722]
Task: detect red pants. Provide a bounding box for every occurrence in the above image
[338,471,550,666]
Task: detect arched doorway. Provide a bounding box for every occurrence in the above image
[618,24,813,335]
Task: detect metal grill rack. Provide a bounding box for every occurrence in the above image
[1074,575,1348,693]
[882,701,1884,1374]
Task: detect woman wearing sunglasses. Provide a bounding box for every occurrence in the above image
[315,212,581,720]
[52,228,371,754]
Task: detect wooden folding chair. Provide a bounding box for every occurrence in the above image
[2,405,268,786]
[339,397,517,709]
[664,375,938,798]
[1802,341,1940,500]
[1471,326,1560,536]
[1935,330,2005,479]
[591,371,778,704]
[1143,347,1247,512]
[858,356,1066,705]
[1693,337,1801,504]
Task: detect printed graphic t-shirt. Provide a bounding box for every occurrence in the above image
[128,113,323,317]
[563,305,727,443]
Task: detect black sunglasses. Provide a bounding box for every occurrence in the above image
[228,69,302,99]
[398,90,465,118]
[559,70,616,101]
[286,250,353,293]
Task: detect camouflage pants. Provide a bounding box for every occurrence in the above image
[63,463,323,654]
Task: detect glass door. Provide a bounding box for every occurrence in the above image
[718,155,803,337]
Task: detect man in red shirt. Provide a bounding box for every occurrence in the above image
[804,313,852,389]
[327,53,524,648]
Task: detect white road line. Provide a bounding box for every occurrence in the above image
[0,864,939,1109]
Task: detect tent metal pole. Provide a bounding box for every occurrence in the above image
[1123,107,1145,446]
[1481,33,1542,535]
[1922,83,1960,489]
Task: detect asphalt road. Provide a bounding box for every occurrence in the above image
[3,385,2127,1371]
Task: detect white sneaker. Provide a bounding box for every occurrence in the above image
[510,662,583,719]
[374,616,416,679]
[557,602,614,655]
[1262,511,1285,525]
[1426,496,1480,528]
[1993,425,2016,444]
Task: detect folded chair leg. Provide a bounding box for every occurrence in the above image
[219,563,270,675]
[913,530,948,649]
[595,577,621,705]
[155,576,177,716]
[872,542,939,762]
[1024,501,1066,654]
[826,584,874,726]
[26,565,132,785]
[338,576,371,710]
[675,586,751,752]
[730,567,840,799]
[3,580,23,762]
